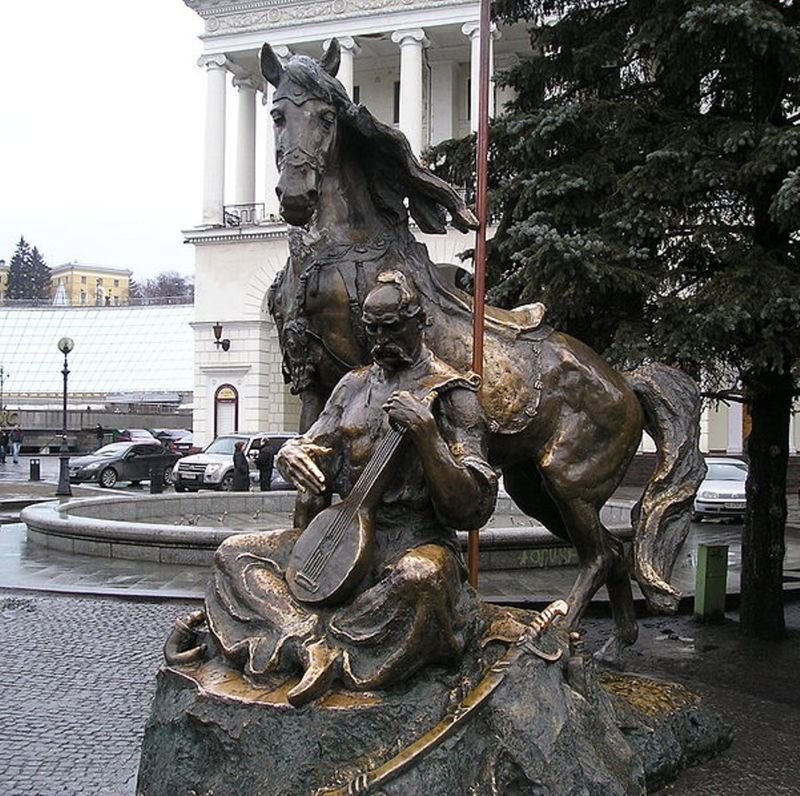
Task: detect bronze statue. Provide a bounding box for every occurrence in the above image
[142,45,722,796]
[202,273,497,706]
[263,40,706,659]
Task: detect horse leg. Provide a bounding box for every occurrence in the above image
[501,461,568,541]
[504,462,606,624]
[503,461,637,655]
[557,496,640,658]
[547,495,613,628]
[298,389,327,434]
[596,533,638,665]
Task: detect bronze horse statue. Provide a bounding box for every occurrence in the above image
[262,40,705,657]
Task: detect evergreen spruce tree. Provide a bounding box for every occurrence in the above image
[431,0,800,638]
[6,237,32,300]
[29,247,51,301]
[128,278,142,302]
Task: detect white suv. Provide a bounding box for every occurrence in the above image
[172,432,295,492]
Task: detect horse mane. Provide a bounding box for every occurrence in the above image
[280,55,477,235]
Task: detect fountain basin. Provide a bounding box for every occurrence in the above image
[22,491,633,569]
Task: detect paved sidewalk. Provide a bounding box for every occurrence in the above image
[1,456,799,795]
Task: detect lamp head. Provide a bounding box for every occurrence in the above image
[57,337,74,355]
[212,322,231,351]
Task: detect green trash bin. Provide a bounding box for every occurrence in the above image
[694,544,729,621]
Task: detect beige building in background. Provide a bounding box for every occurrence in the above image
[0,261,8,302]
[50,262,132,307]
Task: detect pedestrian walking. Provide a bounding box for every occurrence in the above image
[95,424,105,450]
[0,428,8,464]
[255,438,274,491]
[231,441,250,492]
[10,425,23,464]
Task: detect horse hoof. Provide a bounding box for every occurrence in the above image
[593,636,630,670]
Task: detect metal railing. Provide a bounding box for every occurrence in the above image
[0,296,193,308]
[224,202,266,227]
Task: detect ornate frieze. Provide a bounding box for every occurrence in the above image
[184,0,477,35]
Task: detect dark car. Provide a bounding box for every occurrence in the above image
[114,428,158,443]
[69,442,180,489]
[151,428,192,447]
[174,433,201,456]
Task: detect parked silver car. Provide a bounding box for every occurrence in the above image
[692,457,748,521]
[172,432,296,492]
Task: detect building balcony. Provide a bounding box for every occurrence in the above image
[223,203,266,228]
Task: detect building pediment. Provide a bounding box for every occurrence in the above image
[184,0,478,35]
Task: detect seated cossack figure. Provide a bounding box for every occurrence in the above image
[203,272,497,706]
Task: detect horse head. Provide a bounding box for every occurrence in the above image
[261,40,345,227]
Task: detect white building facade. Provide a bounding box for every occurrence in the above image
[180,0,800,460]
[181,0,528,445]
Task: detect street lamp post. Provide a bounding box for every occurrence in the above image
[0,366,7,411]
[55,337,74,497]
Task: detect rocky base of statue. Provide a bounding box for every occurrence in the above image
[137,602,730,796]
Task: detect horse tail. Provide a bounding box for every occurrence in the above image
[624,363,706,614]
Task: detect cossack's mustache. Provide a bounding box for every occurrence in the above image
[371,344,413,364]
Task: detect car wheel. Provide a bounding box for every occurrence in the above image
[221,473,234,491]
[691,512,702,523]
[174,482,186,493]
[99,467,118,488]
[163,465,174,485]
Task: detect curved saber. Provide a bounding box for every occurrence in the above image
[315,600,569,796]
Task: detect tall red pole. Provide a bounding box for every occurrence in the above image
[468,0,492,588]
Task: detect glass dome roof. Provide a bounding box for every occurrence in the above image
[0,305,194,396]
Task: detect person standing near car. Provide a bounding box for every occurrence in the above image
[232,441,250,491]
[0,428,8,464]
[255,438,274,491]
[95,424,104,450]
[9,426,22,464]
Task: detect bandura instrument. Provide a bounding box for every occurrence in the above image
[286,424,407,606]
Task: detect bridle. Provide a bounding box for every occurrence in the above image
[276,144,328,177]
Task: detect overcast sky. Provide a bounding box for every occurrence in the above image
[0,1,207,280]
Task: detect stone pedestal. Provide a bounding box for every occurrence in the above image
[136,605,730,796]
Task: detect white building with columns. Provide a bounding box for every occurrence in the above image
[179,0,800,461]
[181,0,528,445]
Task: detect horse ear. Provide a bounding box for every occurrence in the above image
[260,43,284,88]
[321,38,341,78]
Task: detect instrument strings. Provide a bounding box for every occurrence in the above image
[298,427,404,581]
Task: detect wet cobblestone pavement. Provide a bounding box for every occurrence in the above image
[1,458,799,794]
[0,590,198,796]
[582,605,800,796]
[1,588,797,795]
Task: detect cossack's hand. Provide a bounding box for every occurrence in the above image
[383,390,435,435]
[276,441,331,495]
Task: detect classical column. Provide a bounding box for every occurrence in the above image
[727,402,744,454]
[233,76,257,209]
[391,28,429,156]
[199,54,228,226]
[462,21,499,133]
[263,45,290,221]
[324,36,359,98]
[429,61,456,145]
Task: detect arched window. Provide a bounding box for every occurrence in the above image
[214,384,239,437]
